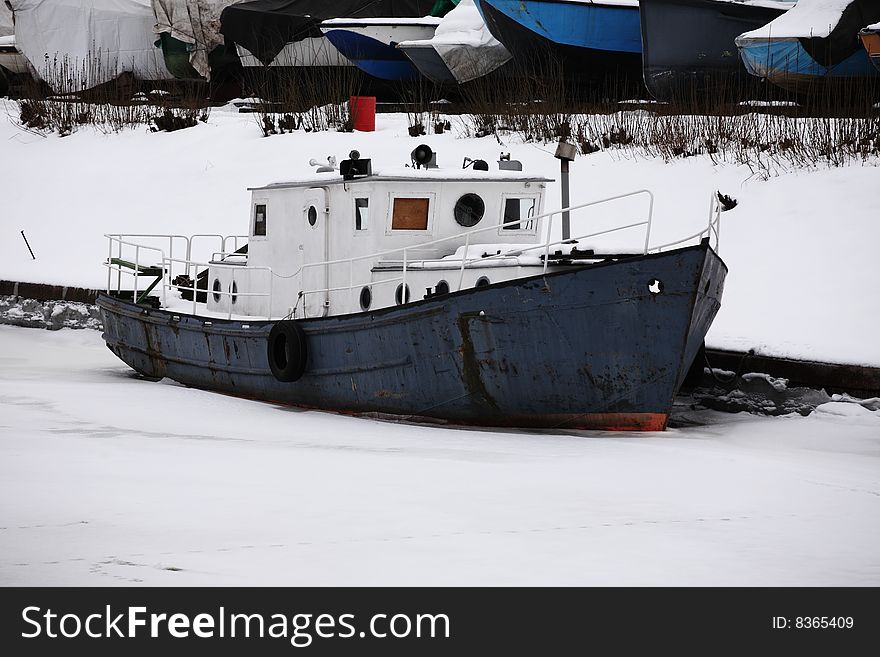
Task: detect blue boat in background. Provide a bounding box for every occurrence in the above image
[320,17,443,81]
[474,0,643,88]
[736,0,880,95]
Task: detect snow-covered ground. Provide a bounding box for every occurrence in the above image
[1,102,878,366]
[0,325,878,586]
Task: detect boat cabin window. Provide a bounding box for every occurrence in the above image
[253,204,267,236]
[391,197,429,231]
[502,197,537,231]
[355,197,369,231]
[454,193,485,228]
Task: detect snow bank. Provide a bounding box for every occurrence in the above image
[0,296,102,330]
[814,400,880,419]
[740,0,861,40]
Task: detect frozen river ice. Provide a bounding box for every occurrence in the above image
[0,325,878,586]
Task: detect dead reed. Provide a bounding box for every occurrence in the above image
[459,65,880,171]
[13,52,213,135]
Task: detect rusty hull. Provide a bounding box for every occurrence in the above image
[98,243,726,431]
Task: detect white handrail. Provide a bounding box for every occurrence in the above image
[161,256,274,320]
[650,193,722,253]
[104,236,167,305]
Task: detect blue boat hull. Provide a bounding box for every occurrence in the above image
[475,0,643,88]
[738,39,880,94]
[322,29,422,81]
[98,244,726,431]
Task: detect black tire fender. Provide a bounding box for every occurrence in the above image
[267,321,308,382]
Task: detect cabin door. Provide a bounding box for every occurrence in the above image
[300,187,330,317]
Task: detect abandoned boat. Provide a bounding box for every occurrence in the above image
[98,147,727,431]
[639,0,793,102]
[736,0,880,95]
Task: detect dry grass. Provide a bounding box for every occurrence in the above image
[13,52,213,135]
[458,66,880,171]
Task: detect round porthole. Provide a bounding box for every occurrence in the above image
[648,278,664,295]
[307,205,318,227]
[212,279,222,302]
[359,286,372,310]
[395,283,410,305]
[230,280,238,304]
[435,280,450,296]
[454,193,485,228]
[475,276,490,288]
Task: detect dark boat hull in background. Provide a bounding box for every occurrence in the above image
[98,244,726,432]
[639,0,789,102]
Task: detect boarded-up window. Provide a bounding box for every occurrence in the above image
[391,198,429,230]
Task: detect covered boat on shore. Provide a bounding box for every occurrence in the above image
[473,0,643,92]
[736,0,880,95]
[860,22,880,72]
[397,0,512,85]
[97,148,727,432]
[320,17,443,82]
[151,0,245,96]
[639,0,794,102]
[8,0,171,87]
[219,0,439,96]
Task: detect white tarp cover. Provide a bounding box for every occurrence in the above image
[741,0,857,39]
[1,2,14,37]
[434,0,509,83]
[399,0,510,83]
[152,1,242,79]
[9,0,171,83]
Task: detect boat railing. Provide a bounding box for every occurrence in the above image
[161,256,274,320]
[292,189,656,317]
[104,233,248,303]
[650,193,722,254]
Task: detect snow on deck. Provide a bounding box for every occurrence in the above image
[0,325,877,585]
[253,166,552,190]
[0,102,878,367]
